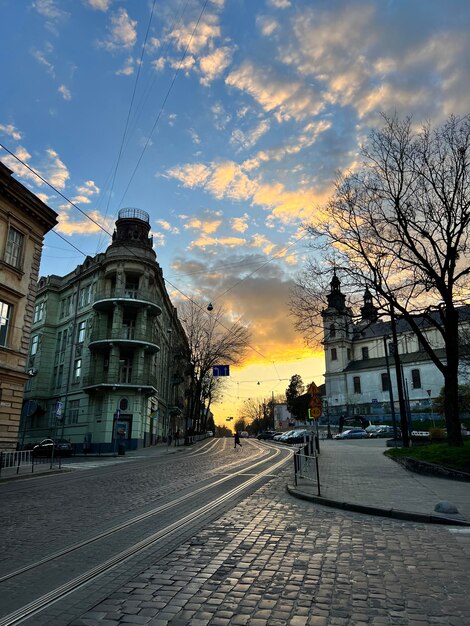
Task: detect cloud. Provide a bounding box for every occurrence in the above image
[167,158,331,226]
[0,124,23,140]
[76,180,100,196]
[116,57,134,75]
[45,148,69,189]
[230,119,270,150]
[188,129,201,144]
[156,219,180,234]
[199,47,233,85]
[268,0,291,7]
[32,0,64,20]
[56,209,105,235]
[84,0,112,10]
[152,57,166,72]
[231,214,250,233]
[32,49,55,77]
[58,84,71,100]
[257,16,279,37]
[167,12,221,55]
[184,217,222,235]
[189,234,246,250]
[100,8,137,51]
[225,61,323,122]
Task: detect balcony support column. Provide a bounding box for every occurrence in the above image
[112,302,123,336]
[108,343,120,382]
[135,347,146,381]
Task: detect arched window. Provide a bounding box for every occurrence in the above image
[329,324,336,338]
[119,397,129,412]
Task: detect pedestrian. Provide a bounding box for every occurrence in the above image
[234,432,242,449]
[167,432,172,447]
[175,430,180,446]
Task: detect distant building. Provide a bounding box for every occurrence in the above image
[23,208,190,452]
[322,272,470,423]
[0,162,57,450]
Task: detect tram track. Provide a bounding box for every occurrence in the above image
[0,443,293,626]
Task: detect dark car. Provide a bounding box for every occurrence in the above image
[257,431,276,440]
[284,429,311,444]
[33,438,73,457]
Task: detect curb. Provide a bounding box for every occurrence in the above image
[389,455,470,482]
[286,484,470,526]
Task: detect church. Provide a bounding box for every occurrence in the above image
[321,272,470,424]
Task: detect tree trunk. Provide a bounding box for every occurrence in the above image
[444,310,464,446]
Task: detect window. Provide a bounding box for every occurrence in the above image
[30,334,40,356]
[347,348,352,360]
[329,324,336,338]
[119,397,129,411]
[388,342,394,356]
[331,348,338,361]
[60,295,72,318]
[79,285,92,308]
[68,399,80,424]
[0,300,12,346]
[54,364,64,388]
[5,226,24,268]
[77,320,86,343]
[381,372,389,392]
[411,369,421,389]
[362,346,369,360]
[61,328,68,352]
[73,358,82,381]
[353,376,361,394]
[33,301,44,323]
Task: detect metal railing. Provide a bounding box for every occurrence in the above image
[89,326,160,346]
[93,288,161,305]
[0,450,62,478]
[82,370,159,389]
[293,442,321,496]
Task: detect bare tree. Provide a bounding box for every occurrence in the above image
[293,113,470,446]
[179,301,251,433]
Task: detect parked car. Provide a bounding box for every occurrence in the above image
[206,431,214,437]
[257,431,276,440]
[273,430,295,442]
[365,425,384,438]
[284,429,310,444]
[334,428,369,440]
[32,438,73,457]
[240,431,249,438]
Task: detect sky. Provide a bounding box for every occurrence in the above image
[1,0,469,427]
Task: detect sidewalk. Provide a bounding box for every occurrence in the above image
[288,438,470,525]
[0,441,190,483]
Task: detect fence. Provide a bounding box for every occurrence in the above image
[0,450,62,478]
[293,442,321,496]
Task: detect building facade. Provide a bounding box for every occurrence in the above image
[322,272,470,424]
[23,208,190,452]
[0,163,58,451]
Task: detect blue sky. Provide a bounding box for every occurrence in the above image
[1,0,469,424]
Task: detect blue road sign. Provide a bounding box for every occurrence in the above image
[213,365,230,376]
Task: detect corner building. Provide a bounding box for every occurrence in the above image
[0,163,57,451]
[24,208,190,452]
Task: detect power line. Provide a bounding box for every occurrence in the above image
[116,0,210,209]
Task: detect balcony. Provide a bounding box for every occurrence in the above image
[93,288,162,316]
[82,370,159,395]
[88,327,160,353]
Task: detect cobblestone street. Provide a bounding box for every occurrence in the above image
[71,464,470,626]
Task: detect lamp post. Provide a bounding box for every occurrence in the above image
[383,335,399,446]
[324,399,332,439]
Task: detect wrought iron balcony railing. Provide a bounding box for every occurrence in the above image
[89,326,160,349]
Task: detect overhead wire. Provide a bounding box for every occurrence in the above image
[116,0,211,209]
[0,144,281,366]
[95,0,158,252]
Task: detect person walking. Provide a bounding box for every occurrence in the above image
[234,431,242,449]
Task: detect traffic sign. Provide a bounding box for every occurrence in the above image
[307,381,319,395]
[213,365,230,376]
[308,407,322,419]
[55,401,63,417]
[309,395,322,408]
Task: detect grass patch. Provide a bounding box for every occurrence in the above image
[385,440,470,474]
